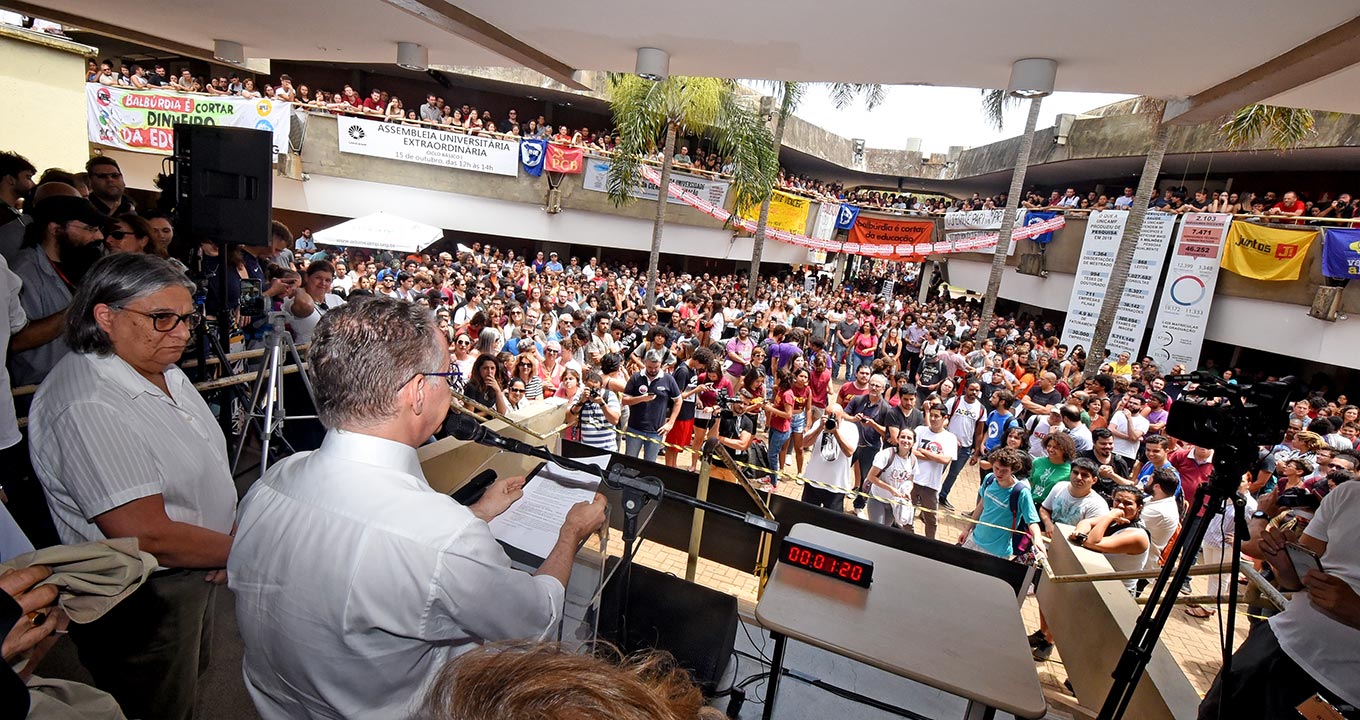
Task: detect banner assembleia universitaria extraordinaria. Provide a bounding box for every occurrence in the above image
[336,115,519,176]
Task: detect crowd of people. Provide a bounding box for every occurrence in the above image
[3,119,1360,719]
[76,54,1360,228]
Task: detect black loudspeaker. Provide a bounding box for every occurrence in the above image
[173,125,272,246]
[598,560,737,696]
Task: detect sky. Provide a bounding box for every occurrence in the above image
[772,85,1135,155]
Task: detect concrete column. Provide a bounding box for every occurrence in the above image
[917,261,935,305]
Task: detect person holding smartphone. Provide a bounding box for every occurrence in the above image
[1199,480,1360,718]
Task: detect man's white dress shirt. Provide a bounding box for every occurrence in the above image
[228,429,564,719]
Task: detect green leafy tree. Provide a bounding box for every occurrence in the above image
[745,82,884,299]
[606,75,778,305]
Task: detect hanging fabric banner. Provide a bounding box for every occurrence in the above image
[1112,212,1179,360]
[544,143,585,174]
[1148,213,1234,373]
[86,83,292,156]
[634,166,1054,259]
[1058,211,1177,359]
[1059,210,1130,353]
[849,215,935,261]
[1024,210,1060,244]
[1322,227,1360,279]
[1220,221,1318,281]
[737,189,811,235]
[835,204,861,230]
[519,139,546,177]
[811,202,838,242]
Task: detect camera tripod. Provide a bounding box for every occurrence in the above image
[1098,448,1250,720]
[230,312,320,480]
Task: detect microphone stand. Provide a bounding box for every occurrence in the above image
[464,425,778,645]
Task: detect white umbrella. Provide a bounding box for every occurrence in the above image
[312,212,444,254]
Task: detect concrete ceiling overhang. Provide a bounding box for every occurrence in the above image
[7,0,1360,112]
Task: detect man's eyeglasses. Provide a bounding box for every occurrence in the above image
[108,230,134,240]
[114,306,201,332]
[91,171,123,180]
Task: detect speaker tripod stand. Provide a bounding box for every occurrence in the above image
[230,312,319,480]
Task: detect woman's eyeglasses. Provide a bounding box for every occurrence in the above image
[114,306,201,332]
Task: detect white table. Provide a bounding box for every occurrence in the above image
[755,523,1047,719]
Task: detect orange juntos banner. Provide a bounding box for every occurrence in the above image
[849,216,936,260]
[545,144,584,174]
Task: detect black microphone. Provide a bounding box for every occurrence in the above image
[446,413,606,480]
[447,412,517,451]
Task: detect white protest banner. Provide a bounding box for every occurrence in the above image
[806,202,838,263]
[812,202,838,242]
[583,158,730,207]
[336,115,519,176]
[1060,210,1130,353]
[944,208,1024,255]
[1148,213,1233,373]
[86,83,291,155]
[1106,212,1178,360]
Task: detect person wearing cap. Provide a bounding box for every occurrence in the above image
[545,252,563,274]
[10,194,108,386]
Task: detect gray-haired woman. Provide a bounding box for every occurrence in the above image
[27,253,237,720]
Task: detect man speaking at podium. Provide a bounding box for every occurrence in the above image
[228,297,606,719]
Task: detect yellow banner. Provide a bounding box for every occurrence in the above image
[1221,221,1318,281]
[739,189,811,236]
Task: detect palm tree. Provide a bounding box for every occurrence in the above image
[1218,104,1316,149]
[606,75,779,305]
[977,90,1044,333]
[1085,101,1314,362]
[745,82,885,299]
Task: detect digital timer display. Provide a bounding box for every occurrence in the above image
[777,537,874,588]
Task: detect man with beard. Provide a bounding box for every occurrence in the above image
[0,151,37,261]
[10,194,107,385]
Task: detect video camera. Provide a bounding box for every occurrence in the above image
[712,388,749,441]
[1164,371,1303,487]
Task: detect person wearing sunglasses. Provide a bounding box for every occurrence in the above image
[104,213,151,255]
[84,156,134,217]
[28,254,232,720]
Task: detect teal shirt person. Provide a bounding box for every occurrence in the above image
[972,473,1040,558]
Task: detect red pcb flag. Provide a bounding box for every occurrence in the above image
[545,144,584,174]
[849,215,935,261]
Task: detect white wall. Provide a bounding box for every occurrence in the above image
[946,258,1360,370]
[946,258,1075,312]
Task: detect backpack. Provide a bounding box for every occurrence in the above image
[746,438,773,479]
[982,474,1035,559]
